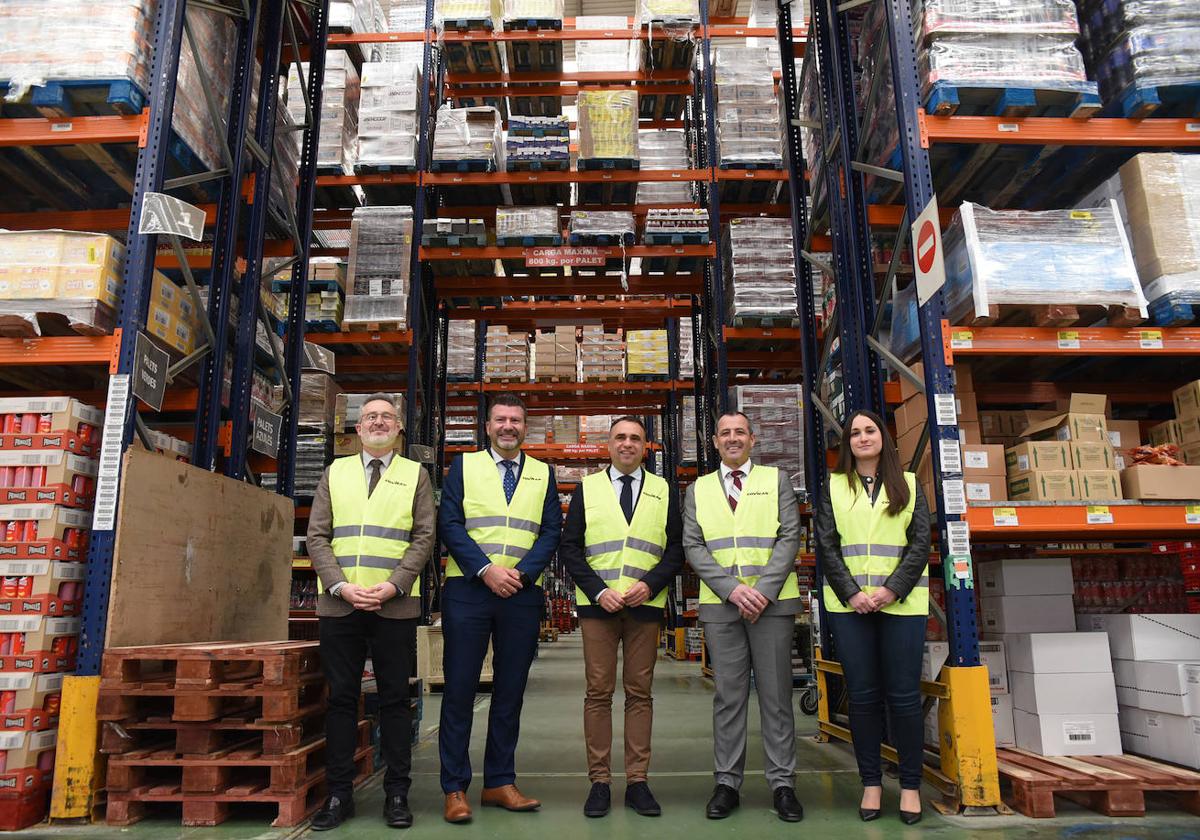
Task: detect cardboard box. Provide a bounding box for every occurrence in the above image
[1011,671,1118,715]
[992,693,1016,747]
[1144,712,1200,769]
[0,451,96,505]
[1113,659,1138,707]
[0,559,85,604]
[0,671,64,720]
[1023,413,1108,443]
[923,640,1008,695]
[1149,420,1181,447]
[1133,660,1200,717]
[1119,154,1200,284]
[958,421,982,446]
[0,398,103,438]
[1106,420,1142,463]
[979,596,1076,634]
[1120,464,1200,500]
[897,424,924,467]
[1054,393,1109,417]
[0,728,57,770]
[1014,710,1122,756]
[964,476,1007,502]
[1079,613,1200,660]
[1183,441,1200,466]
[977,557,1073,597]
[1076,469,1123,501]
[1001,632,1113,674]
[1006,441,1072,473]
[898,362,974,403]
[1007,469,1078,501]
[963,445,1006,476]
[1178,415,1200,445]
[1174,379,1200,420]
[1070,442,1116,471]
[0,505,90,561]
[1119,704,1152,755]
[980,411,1010,439]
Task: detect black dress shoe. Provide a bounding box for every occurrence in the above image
[385,794,413,829]
[705,784,740,819]
[312,795,354,831]
[773,786,804,822]
[900,808,922,825]
[625,781,661,817]
[859,807,881,822]
[583,782,611,818]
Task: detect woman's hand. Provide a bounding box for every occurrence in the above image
[869,587,898,609]
[848,591,876,614]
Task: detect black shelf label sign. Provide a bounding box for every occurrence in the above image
[252,407,283,459]
[132,332,169,412]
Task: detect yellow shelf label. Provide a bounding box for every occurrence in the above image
[1057,330,1080,350]
[1186,505,1200,525]
[950,329,974,349]
[1139,329,1164,350]
[992,507,1019,527]
[1086,505,1114,525]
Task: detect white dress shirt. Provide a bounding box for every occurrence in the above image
[479,448,523,578]
[720,459,753,491]
[361,449,395,489]
[609,464,643,504]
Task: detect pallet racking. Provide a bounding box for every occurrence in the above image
[786,0,1200,816]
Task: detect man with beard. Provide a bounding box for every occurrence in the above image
[437,394,562,823]
[308,393,434,830]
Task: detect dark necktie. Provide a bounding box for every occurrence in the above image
[728,469,744,511]
[618,474,635,524]
[368,459,384,497]
[501,460,518,504]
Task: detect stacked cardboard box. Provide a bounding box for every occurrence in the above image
[484,327,529,382]
[552,416,580,445]
[432,106,501,167]
[678,318,695,379]
[575,16,640,71]
[713,45,782,167]
[626,330,669,378]
[579,416,613,444]
[1082,613,1200,768]
[579,327,624,382]
[287,51,360,174]
[1119,378,1200,499]
[345,206,414,330]
[680,397,697,464]
[524,416,549,445]
[357,61,421,169]
[447,320,477,380]
[506,116,570,169]
[576,91,639,162]
[637,130,693,204]
[923,638,1011,749]
[724,218,798,323]
[533,327,576,381]
[1005,393,1123,502]
[735,385,804,494]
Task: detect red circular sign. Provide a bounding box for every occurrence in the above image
[916,219,937,274]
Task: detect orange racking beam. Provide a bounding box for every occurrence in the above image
[723,327,802,341]
[448,298,691,325]
[0,113,147,147]
[480,380,681,393]
[974,381,1173,405]
[423,168,711,186]
[965,503,1200,539]
[305,330,413,347]
[0,205,218,232]
[421,243,715,260]
[0,336,116,367]
[446,69,691,84]
[334,356,412,374]
[435,274,703,296]
[447,82,691,98]
[919,112,1200,148]
[317,171,419,187]
[944,325,1200,355]
[715,169,788,182]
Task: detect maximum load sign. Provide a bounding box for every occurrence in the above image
[912,195,946,306]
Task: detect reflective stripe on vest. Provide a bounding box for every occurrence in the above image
[693,465,799,605]
[821,471,927,616]
[446,450,549,585]
[326,455,422,596]
[577,469,670,609]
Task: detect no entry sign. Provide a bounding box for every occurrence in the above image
[912,196,946,306]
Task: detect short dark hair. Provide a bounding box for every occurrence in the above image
[488,393,527,420]
[609,415,646,433]
[716,410,754,435]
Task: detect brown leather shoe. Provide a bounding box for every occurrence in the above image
[444,791,472,823]
[481,784,541,811]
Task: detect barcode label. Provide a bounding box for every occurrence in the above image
[0,561,48,576]
[1063,721,1096,743]
[940,439,962,475]
[942,479,966,515]
[93,374,130,532]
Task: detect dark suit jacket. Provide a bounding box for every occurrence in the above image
[438,449,562,604]
[559,470,685,622]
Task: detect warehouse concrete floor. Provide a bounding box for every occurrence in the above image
[17,634,1200,839]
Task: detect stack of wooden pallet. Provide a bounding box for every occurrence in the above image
[97,641,372,828]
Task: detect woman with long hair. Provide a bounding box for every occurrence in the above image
[813,409,931,824]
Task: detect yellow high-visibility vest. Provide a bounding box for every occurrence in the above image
[326,455,422,596]
[578,468,669,609]
[694,465,799,604]
[822,471,927,616]
[446,450,549,585]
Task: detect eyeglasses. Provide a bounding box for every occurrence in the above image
[361,412,397,424]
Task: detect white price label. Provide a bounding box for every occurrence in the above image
[992,507,1019,527]
[1086,506,1114,525]
[1057,330,1080,350]
[1139,329,1163,349]
[946,520,971,555]
[1187,505,1200,525]
[998,123,1020,133]
[940,439,962,475]
[949,329,973,349]
[93,374,130,532]
[1063,721,1096,744]
[934,393,958,426]
[941,479,966,515]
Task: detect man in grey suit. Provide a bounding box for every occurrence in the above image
[683,410,803,823]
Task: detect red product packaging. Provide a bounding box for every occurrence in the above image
[3,522,17,541]
[1,415,17,434]
[0,691,14,714]
[20,521,36,542]
[11,633,24,655]
[18,414,36,434]
[12,467,28,488]
[36,414,51,434]
[28,467,45,488]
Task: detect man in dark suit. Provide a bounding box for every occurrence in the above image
[559,416,684,818]
[437,393,562,824]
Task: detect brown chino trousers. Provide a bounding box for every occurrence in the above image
[580,613,661,783]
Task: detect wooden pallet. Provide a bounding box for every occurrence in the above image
[100,642,320,691]
[341,319,406,333]
[105,744,373,828]
[962,302,1145,328]
[97,674,326,725]
[998,748,1200,819]
[99,702,331,757]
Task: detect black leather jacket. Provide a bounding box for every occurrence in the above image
[814,480,932,606]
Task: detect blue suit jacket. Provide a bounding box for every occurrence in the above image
[438,449,562,604]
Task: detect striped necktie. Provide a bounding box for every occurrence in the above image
[728,469,744,511]
[501,460,518,504]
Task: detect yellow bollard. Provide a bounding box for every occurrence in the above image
[937,664,1001,807]
[49,675,104,821]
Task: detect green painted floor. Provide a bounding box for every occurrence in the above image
[19,634,1200,839]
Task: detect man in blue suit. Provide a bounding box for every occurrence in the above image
[437,393,562,823]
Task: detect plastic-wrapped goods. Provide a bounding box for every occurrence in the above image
[915,0,1081,37]
[287,52,361,173]
[270,96,300,224]
[918,33,1091,94]
[626,330,669,377]
[644,208,709,238]
[357,61,421,168]
[506,115,570,166]
[524,415,550,445]
[1080,3,1200,103]
[569,211,636,242]
[678,318,695,378]
[580,414,614,443]
[484,326,529,382]
[637,130,693,204]
[0,2,235,172]
[746,0,783,69]
[724,218,799,323]
[580,327,624,382]
[331,0,380,33]
[335,392,407,431]
[714,46,782,166]
[638,0,698,22]
[293,435,333,497]
[576,16,641,72]
[736,385,805,494]
[436,0,502,27]
[496,207,561,240]
[503,0,563,21]
[533,326,577,381]
[298,373,344,432]
[447,320,478,380]
[432,105,501,166]
[680,396,697,463]
[553,415,579,444]
[388,0,428,33]
[577,90,639,162]
[345,206,413,329]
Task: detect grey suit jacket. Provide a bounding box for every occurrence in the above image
[307,463,436,619]
[683,466,802,623]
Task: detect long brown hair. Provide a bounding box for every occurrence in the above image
[834,409,910,516]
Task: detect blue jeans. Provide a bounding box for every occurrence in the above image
[826,610,926,790]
